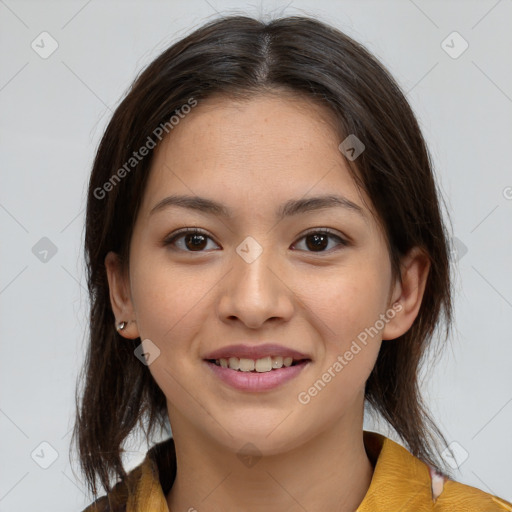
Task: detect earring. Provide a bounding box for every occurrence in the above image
[116,321,127,331]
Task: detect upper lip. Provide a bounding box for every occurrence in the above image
[203,344,311,361]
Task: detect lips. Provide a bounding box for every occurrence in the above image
[202,343,311,362]
[204,358,311,391]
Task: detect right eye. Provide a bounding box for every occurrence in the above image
[163,228,221,252]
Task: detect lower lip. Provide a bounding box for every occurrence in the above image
[204,360,310,391]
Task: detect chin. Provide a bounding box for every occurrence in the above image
[207,418,317,458]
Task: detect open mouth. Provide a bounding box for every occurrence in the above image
[203,355,312,391]
[206,356,310,373]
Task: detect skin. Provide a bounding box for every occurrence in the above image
[106,92,430,512]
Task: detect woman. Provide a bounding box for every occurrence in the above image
[75,14,512,511]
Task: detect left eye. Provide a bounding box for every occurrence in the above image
[291,230,347,253]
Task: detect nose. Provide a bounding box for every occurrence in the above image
[216,246,295,329]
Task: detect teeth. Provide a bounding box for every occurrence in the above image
[214,355,299,372]
[255,356,272,372]
[238,358,255,372]
[228,357,240,370]
[272,356,284,368]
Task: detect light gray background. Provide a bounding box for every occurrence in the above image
[1,0,511,510]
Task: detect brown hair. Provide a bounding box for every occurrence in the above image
[73,14,453,498]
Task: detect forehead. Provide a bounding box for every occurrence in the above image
[141,93,369,217]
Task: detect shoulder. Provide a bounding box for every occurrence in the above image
[81,496,116,512]
[81,437,176,512]
[360,431,512,511]
[80,463,145,512]
[434,476,512,510]
[428,459,511,509]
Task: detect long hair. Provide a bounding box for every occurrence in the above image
[73,14,453,498]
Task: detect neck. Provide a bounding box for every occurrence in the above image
[166,411,373,512]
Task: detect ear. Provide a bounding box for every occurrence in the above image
[104,251,140,339]
[382,247,430,341]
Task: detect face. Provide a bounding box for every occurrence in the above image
[106,93,426,456]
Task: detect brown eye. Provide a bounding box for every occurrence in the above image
[183,233,208,251]
[164,229,220,252]
[305,233,329,251]
[292,230,347,253]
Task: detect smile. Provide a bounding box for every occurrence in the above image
[204,357,311,392]
[209,355,307,373]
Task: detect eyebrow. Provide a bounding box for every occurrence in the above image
[149,193,365,220]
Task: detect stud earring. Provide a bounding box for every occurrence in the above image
[116,321,127,331]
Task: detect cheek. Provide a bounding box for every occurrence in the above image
[293,257,390,387]
[129,259,212,414]
[297,260,391,342]
[129,254,214,351]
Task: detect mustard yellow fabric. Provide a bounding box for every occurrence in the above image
[83,431,512,511]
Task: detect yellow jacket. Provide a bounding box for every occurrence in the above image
[83,431,512,511]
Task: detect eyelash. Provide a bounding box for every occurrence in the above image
[163,227,349,254]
